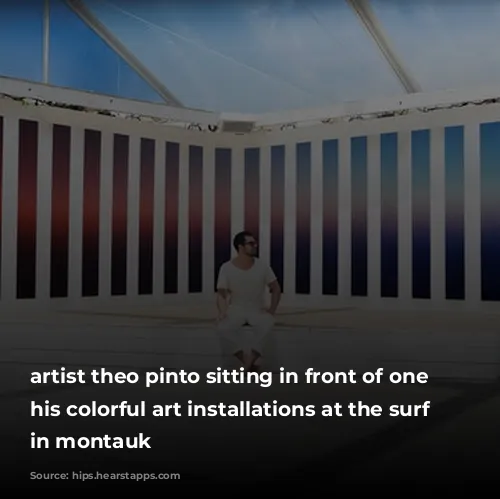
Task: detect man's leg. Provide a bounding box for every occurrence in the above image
[246,310,276,370]
[216,310,247,368]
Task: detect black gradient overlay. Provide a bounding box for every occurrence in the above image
[1,322,499,487]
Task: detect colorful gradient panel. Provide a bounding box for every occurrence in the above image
[244,148,260,239]
[351,136,368,297]
[444,126,465,300]
[8,120,500,307]
[296,142,311,294]
[50,125,71,298]
[411,129,431,299]
[480,122,500,301]
[111,134,129,296]
[82,129,101,297]
[214,148,232,287]
[138,138,155,295]
[380,132,398,298]
[164,142,179,294]
[322,139,338,295]
[17,120,38,299]
[270,145,285,289]
[188,145,203,293]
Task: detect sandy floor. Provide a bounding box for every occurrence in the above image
[46,302,500,333]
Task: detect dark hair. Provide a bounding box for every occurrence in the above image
[233,231,254,251]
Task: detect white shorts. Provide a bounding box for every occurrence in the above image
[216,306,276,366]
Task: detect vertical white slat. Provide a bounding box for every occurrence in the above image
[36,122,53,301]
[153,138,166,297]
[177,143,189,295]
[68,127,84,300]
[430,127,446,303]
[367,134,381,301]
[398,130,412,302]
[464,124,481,306]
[337,136,351,298]
[310,140,323,297]
[259,145,271,265]
[99,131,113,298]
[231,146,245,238]
[1,117,19,301]
[126,136,140,297]
[283,143,296,296]
[202,146,215,296]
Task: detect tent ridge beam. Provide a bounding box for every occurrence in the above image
[346,0,422,94]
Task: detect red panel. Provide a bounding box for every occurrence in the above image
[50,124,71,298]
[82,129,101,297]
[139,138,155,295]
[17,120,38,299]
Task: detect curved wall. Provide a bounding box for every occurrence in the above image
[1,95,500,311]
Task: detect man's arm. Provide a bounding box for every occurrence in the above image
[267,279,281,315]
[216,264,230,321]
[216,289,230,320]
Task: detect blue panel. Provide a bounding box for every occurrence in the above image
[0,0,43,81]
[411,129,431,299]
[296,142,311,294]
[480,122,500,301]
[351,136,368,297]
[50,0,162,101]
[444,126,465,300]
[380,132,398,298]
[322,139,338,295]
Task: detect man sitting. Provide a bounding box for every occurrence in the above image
[216,231,281,371]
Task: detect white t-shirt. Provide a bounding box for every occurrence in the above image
[216,258,277,310]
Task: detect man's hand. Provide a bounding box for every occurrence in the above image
[216,312,227,324]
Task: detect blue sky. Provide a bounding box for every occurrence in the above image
[1,0,500,112]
